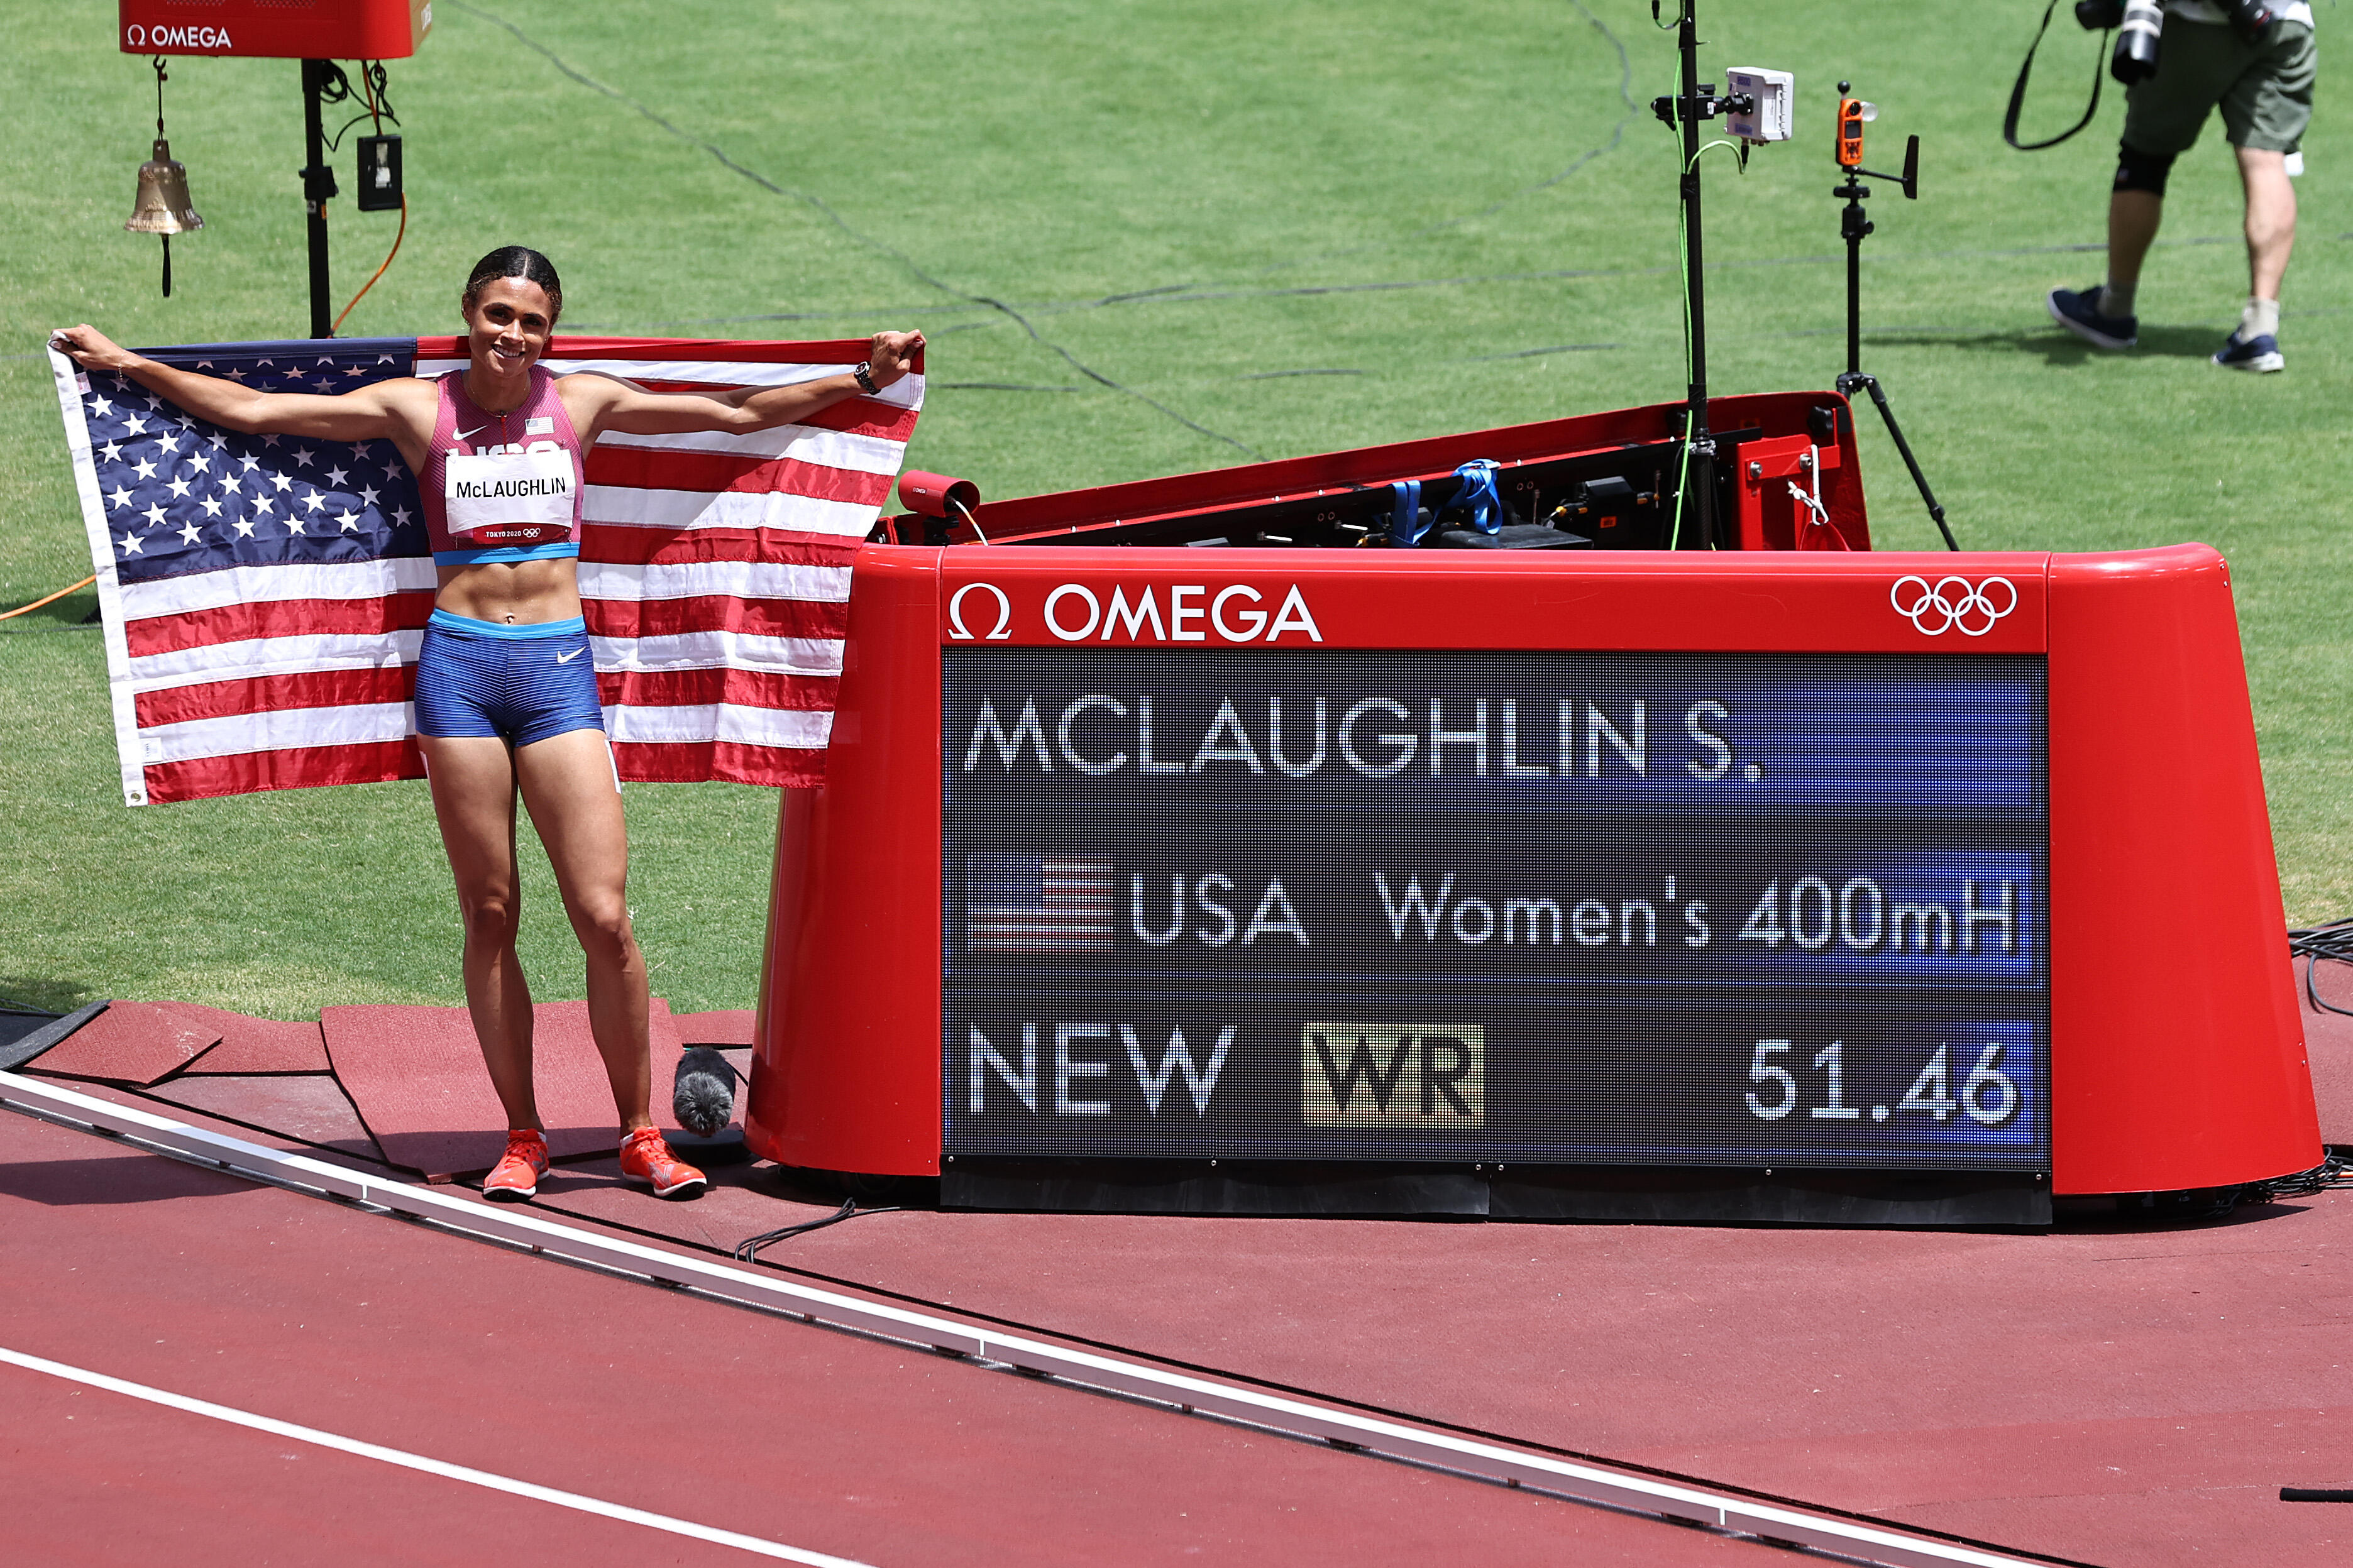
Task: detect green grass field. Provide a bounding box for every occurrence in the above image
[4,0,2349,1018]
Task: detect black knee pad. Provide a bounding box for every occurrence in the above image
[2113,141,2176,197]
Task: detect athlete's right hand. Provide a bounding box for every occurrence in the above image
[50,325,138,374]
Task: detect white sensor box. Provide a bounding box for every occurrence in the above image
[1725,67,1794,144]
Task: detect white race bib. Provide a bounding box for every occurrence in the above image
[443,444,577,549]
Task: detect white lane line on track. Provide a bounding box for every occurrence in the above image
[0,1344,877,1567]
[0,1077,2056,1568]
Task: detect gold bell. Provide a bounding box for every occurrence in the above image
[127,138,202,235]
[126,137,201,297]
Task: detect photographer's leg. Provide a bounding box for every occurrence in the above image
[2235,145,2294,309]
[2102,190,2162,318]
[2049,146,2168,348]
[2102,138,2176,320]
[2213,21,2308,368]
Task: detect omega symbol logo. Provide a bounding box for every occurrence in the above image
[1890,575,2017,638]
[947,582,1013,641]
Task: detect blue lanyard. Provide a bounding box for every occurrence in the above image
[1392,461,1506,547]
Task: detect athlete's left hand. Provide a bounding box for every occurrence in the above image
[867,331,925,388]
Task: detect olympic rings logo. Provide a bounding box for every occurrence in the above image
[1890,575,2018,637]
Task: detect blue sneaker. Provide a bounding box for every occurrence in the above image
[2213,330,2284,373]
[2047,284,2137,350]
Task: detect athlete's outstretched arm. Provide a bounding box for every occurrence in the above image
[580,330,924,439]
[50,324,427,445]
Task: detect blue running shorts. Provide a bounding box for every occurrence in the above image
[412,609,607,747]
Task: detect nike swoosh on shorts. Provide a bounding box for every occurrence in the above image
[555,647,586,664]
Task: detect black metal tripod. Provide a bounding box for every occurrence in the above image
[1649,1,1754,550]
[1832,87,1958,551]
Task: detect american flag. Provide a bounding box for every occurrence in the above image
[967,854,1116,953]
[47,334,923,806]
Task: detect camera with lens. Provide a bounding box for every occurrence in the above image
[2078,0,2278,84]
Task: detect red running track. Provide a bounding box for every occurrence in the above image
[0,1111,1770,1567]
[19,978,2353,1566]
[695,1192,2353,1566]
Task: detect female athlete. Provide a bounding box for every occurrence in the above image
[55,245,923,1203]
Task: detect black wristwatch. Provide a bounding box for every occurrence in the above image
[852,361,878,395]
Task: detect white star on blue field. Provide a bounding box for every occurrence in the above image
[80,339,427,584]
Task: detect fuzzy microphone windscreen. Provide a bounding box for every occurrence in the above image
[673,1046,738,1138]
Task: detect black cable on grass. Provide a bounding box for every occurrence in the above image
[576,304,996,329]
[445,0,1262,459]
[602,265,1655,331]
[946,2,1639,307]
[609,232,2254,334]
[971,303,1264,456]
[1250,0,1640,278]
[734,1197,901,1261]
[445,3,933,288]
[445,0,1637,451]
[2289,917,2353,1017]
[1469,343,1619,360]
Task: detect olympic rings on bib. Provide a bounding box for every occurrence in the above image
[1890,575,2018,637]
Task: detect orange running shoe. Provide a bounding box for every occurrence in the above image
[483,1128,549,1203]
[619,1127,707,1200]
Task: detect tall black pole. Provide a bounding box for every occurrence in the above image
[1672,4,1717,547]
[300,59,338,338]
[1842,173,1869,378]
[1677,6,1707,424]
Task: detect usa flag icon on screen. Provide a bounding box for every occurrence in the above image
[967,854,1115,952]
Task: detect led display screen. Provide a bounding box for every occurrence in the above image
[941,650,2049,1172]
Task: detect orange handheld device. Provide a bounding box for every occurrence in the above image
[1836,96,1875,168]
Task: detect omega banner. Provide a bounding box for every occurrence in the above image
[940,647,2050,1173]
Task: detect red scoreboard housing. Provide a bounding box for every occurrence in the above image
[743,392,2320,1224]
[119,0,429,58]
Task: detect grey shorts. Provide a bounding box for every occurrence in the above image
[2123,18,2315,154]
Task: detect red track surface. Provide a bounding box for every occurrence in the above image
[35,1001,218,1085]
[1,1111,1765,1566]
[157,1001,331,1076]
[769,1202,2352,1565]
[321,999,694,1175]
[14,984,2353,1567]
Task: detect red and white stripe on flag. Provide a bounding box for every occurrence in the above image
[49,334,923,805]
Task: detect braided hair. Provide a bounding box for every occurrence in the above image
[462,245,563,323]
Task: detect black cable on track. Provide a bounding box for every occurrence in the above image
[734,1197,902,1261]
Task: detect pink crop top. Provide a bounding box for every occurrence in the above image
[419,366,588,565]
